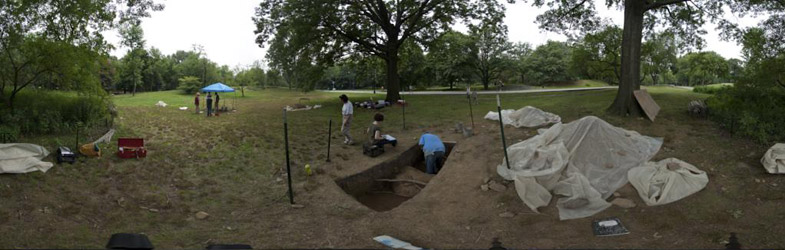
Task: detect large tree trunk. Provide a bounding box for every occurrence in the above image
[384,53,401,102]
[609,0,645,116]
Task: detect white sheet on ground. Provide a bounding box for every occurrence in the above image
[761,143,785,174]
[628,158,708,206]
[155,100,167,107]
[497,116,662,220]
[484,106,561,128]
[0,143,54,174]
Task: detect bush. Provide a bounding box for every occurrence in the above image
[707,86,785,143]
[0,90,112,135]
[178,76,202,94]
[693,84,733,94]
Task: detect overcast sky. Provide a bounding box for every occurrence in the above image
[104,0,762,68]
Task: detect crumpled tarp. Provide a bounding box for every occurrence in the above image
[155,101,168,107]
[628,158,708,206]
[0,143,54,174]
[485,106,561,128]
[761,143,785,174]
[497,116,662,220]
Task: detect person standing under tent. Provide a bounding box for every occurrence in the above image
[215,92,220,113]
[206,92,213,117]
[418,132,446,174]
[339,94,354,145]
[194,92,200,114]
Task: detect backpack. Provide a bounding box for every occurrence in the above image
[363,143,385,157]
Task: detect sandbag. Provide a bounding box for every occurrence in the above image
[485,106,561,128]
[0,143,54,174]
[761,143,785,174]
[628,158,708,206]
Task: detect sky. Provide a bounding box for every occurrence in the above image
[104,0,763,68]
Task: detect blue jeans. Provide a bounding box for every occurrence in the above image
[426,151,445,174]
[207,105,212,116]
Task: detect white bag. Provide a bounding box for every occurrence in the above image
[628,158,708,206]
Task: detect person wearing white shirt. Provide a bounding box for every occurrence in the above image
[339,94,354,145]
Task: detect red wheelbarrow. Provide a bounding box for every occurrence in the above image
[117,138,147,159]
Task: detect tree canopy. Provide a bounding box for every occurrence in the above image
[253,0,510,101]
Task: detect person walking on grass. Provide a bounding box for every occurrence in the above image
[368,113,396,148]
[194,92,200,114]
[340,94,353,145]
[206,92,213,117]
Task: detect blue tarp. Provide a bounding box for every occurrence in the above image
[201,83,235,93]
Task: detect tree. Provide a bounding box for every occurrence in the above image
[570,25,622,85]
[426,31,473,89]
[675,51,728,86]
[467,19,511,90]
[508,42,533,85]
[0,0,163,110]
[641,32,679,85]
[118,23,146,96]
[254,0,509,101]
[178,76,202,94]
[526,41,574,86]
[531,0,735,116]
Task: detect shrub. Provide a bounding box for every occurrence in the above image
[178,76,202,94]
[707,86,785,143]
[0,90,112,135]
[693,84,733,94]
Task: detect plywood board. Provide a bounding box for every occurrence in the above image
[634,90,660,121]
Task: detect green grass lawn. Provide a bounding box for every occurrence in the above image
[693,83,735,94]
[2,86,782,248]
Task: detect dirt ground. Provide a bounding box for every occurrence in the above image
[264,120,783,249]
[1,88,783,248]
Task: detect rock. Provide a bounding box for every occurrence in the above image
[611,198,637,209]
[488,182,507,192]
[498,212,515,218]
[195,211,209,220]
[482,177,491,184]
[754,178,761,183]
[291,204,305,209]
[148,208,159,213]
[613,192,621,197]
[480,184,489,191]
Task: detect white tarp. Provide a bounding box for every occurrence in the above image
[155,101,168,107]
[761,143,785,174]
[497,116,662,220]
[484,106,561,128]
[0,143,54,174]
[628,158,708,206]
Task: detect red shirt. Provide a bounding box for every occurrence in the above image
[195,96,200,105]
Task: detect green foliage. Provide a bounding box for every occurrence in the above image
[525,41,574,85]
[0,90,112,135]
[676,52,729,86]
[693,83,733,94]
[426,31,474,89]
[570,25,622,85]
[178,76,202,94]
[642,32,679,85]
[706,14,785,143]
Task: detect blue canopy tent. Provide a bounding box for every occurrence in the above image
[201,83,236,111]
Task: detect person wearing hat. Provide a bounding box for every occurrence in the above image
[419,132,446,174]
[339,94,354,145]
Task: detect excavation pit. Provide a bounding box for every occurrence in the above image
[335,142,456,212]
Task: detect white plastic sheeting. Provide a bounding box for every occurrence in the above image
[155,101,168,107]
[761,143,785,174]
[0,143,54,174]
[484,106,561,128]
[497,116,662,220]
[628,158,708,206]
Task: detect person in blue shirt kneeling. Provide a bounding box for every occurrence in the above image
[419,132,446,174]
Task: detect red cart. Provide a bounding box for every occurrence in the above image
[117,138,147,159]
